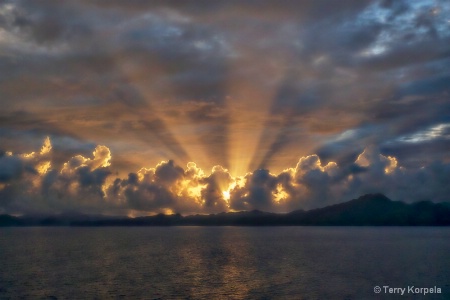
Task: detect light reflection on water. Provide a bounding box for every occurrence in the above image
[1,227,450,299]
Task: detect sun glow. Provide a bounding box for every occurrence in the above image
[222,190,231,201]
[273,184,289,202]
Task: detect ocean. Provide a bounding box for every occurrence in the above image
[1,227,449,299]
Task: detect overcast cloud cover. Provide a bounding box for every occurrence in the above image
[0,0,449,215]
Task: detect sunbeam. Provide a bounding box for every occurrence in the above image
[1,0,449,214]
[112,52,193,164]
[226,52,288,176]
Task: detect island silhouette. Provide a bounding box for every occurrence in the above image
[1,194,450,226]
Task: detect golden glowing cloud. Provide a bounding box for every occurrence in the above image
[2,136,449,215]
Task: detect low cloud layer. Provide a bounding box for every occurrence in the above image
[1,138,448,216]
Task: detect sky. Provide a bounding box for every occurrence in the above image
[0,0,449,216]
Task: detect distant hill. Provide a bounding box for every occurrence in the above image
[286,193,450,225]
[1,194,450,226]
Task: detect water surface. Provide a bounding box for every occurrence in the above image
[1,227,449,299]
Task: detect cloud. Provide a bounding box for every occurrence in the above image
[200,165,232,212]
[1,137,449,215]
[0,137,114,214]
[0,154,24,182]
[1,1,450,214]
[229,169,278,211]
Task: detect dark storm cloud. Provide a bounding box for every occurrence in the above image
[237,0,449,170]
[77,166,110,190]
[122,178,177,212]
[382,139,450,168]
[74,0,373,19]
[154,160,184,184]
[200,166,231,212]
[0,154,24,182]
[230,169,278,212]
[399,74,450,97]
